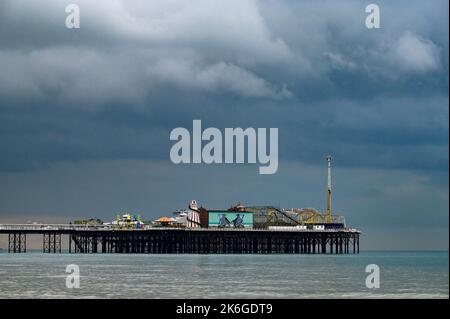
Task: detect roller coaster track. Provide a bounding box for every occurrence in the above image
[246,206,302,225]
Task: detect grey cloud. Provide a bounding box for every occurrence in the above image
[0,48,292,105]
[1,0,448,106]
[324,52,358,71]
[152,60,292,99]
[323,31,442,76]
[1,0,299,102]
[392,31,441,72]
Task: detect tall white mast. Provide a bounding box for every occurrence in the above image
[326,155,332,224]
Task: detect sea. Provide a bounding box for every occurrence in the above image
[0,251,448,299]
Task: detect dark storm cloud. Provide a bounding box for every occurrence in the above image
[0,0,447,173]
[1,0,447,101]
[0,0,448,171]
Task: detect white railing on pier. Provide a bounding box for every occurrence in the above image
[0,224,109,231]
[0,224,360,233]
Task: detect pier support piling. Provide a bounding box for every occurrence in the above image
[8,232,26,253]
[43,232,61,253]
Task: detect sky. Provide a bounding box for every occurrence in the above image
[0,0,448,250]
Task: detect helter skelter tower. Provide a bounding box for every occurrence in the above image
[326,155,332,224]
[186,200,201,228]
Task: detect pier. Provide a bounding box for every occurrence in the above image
[0,224,360,254]
[0,157,362,255]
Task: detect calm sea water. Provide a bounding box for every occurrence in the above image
[0,251,447,299]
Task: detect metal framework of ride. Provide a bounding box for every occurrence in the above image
[245,206,346,228]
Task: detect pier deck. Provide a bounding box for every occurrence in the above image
[0,225,360,254]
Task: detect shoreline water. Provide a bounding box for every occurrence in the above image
[0,251,447,299]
